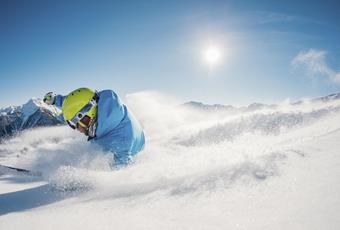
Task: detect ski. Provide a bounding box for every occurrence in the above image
[0,164,42,177]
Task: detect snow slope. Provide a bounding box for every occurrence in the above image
[0,91,340,230]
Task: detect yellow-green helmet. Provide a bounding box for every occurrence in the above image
[62,88,98,125]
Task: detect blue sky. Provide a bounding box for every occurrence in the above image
[1,0,340,107]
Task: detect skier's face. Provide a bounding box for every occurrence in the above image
[76,115,91,136]
[77,123,87,135]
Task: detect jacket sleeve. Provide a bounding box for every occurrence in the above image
[54,95,66,109]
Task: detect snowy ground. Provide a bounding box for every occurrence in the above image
[1,92,340,230]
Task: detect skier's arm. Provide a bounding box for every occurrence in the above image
[43,92,66,109]
[54,95,66,109]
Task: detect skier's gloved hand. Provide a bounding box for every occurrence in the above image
[43,92,56,105]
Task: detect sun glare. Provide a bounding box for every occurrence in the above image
[203,46,222,66]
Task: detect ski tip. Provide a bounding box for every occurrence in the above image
[0,164,42,177]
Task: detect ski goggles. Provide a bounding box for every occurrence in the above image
[75,115,91,133]
[67,99,97,130]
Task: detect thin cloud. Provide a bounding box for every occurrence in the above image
[291,49,340,84]
[251,11,297,24]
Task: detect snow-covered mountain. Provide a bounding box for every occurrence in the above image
[183,92,340,112]
[182,101,237,112]
[1,91,340,230]
[0,98,64,139]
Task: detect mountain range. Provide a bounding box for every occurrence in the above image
[1,92,339,140]
[0,98,64,140]
[183,92,340,112]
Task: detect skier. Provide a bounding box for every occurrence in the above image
[43,88,145,166]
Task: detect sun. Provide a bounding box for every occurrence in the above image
[203,46,222,66]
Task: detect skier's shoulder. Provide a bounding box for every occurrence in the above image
[98,89,124,110]
[98,89,120,100]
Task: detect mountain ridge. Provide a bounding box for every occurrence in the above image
[0,98,64,140]
[183,92,340,111]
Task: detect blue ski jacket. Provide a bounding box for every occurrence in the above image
[55,89,145,165]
